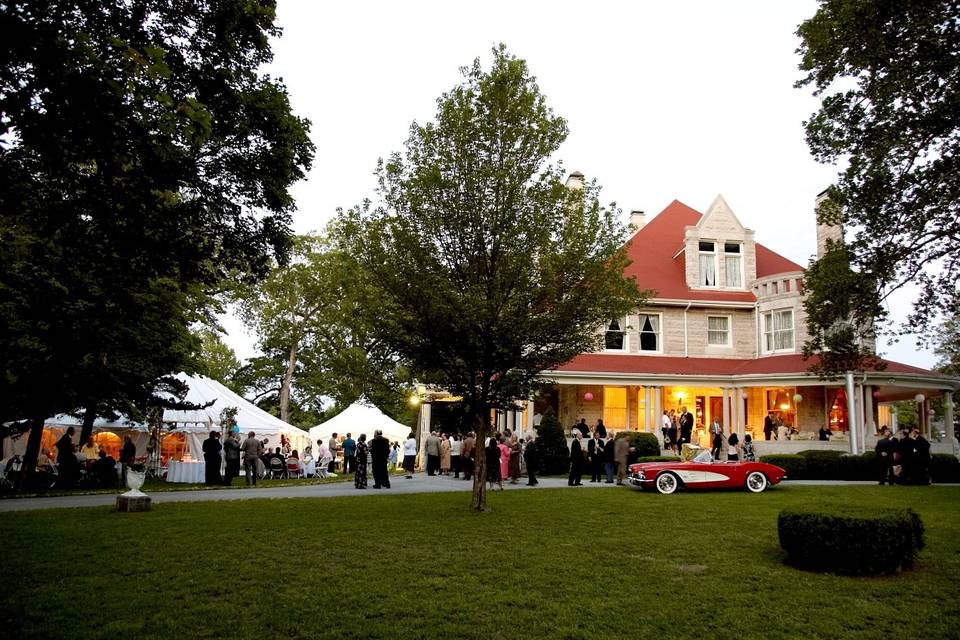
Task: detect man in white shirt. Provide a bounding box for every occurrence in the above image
[661,411,671,449]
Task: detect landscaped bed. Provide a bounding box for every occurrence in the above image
[1,485,958,639]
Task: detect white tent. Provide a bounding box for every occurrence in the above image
[309,398,414,446]
[2,373,311,460]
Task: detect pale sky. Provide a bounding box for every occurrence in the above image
[219,0,936,369]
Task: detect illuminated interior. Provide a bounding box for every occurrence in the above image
[603,387,627,431]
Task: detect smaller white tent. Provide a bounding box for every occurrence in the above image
[309,398,414,446]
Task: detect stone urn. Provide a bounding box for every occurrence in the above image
[116,469,151,512]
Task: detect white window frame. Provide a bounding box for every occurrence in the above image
[698,241,718,288]
[603,317,628,352]
[723,242,744,289]
[637,312,662,353]
[707,314,732,347]
[762,308,795,353]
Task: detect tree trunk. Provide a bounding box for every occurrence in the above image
[279,340,298,423]
[471,410,491,511]
[20,416,46,481]
[78,405,97,447]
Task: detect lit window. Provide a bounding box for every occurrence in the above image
[763,309,794,352]
[698,241,717,287]
[707,316,730,346]
[605,318,626,350]
[638,313,661,352]
[724,243,742,288]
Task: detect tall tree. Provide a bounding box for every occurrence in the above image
[343,46,645,511]
[193,326,242,391]
[796,0,960,374]
[0,1,313,473]
[933,311,960,376]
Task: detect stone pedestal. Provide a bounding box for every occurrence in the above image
[116,493,152,512]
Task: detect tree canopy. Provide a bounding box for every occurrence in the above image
[0,1,313,469]
[796,0,959,373]
[342,46,645,510]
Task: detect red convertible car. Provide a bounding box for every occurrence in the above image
[626,451,786,494]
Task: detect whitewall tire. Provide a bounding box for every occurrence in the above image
[655,472,679,494]
[745,471,768,493]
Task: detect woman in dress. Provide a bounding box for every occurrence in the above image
[402,432,417,478]
[354,434,368,489]
[440,433,452,475]
[726,432,741,462]
[388,441,399,470]
[485,437,503,491]
[741,434,756,462]
[508,434,522,484]
[497,435,510,482]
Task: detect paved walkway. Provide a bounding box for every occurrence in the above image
[0,477,953,513]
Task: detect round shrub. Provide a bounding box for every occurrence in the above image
[778,508,925,575]
[759,454,806,479]
[614,431,661,462]
[839,452,877,481]
[534,410,570,475]
[931,454,960,483]
[797,449,844,479]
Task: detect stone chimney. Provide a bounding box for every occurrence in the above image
[815,189,843,259]
[565,171,584,191]
[629,210,646,232]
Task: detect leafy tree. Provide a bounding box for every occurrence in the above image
[796,0,960,373]
[933,311,960,376]
[343,46,645,510]
[194,327,242,392]
[0,1,313,473]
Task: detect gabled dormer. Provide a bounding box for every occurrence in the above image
[682,195,757,291]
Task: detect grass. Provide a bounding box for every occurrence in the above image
[1,485,958,639]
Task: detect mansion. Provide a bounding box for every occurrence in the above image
[508,179,959,457]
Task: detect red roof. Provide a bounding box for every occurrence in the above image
[623,200,804,303]
[553,353,936,377]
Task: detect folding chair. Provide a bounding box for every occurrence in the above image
[286,458,303,479]
[316,455,332,479]
[268,457,286,480]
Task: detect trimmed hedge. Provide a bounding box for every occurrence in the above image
[778,508,925,575]
[932,454,960,483]
[839,451,878,481]
[759,454,806,479]
[796,449,844,479]
[615,431,661,462]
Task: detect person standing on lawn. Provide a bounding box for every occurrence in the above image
[354,434,368,489]
[450,433,462,478]
[402,432,417,479]
[54,426,78,489]
[327,433,339,473]
[440,433,452,475]
[508,434,522,484]
[120,434,136,487]
[460,432,475,480]
[241,431,262,486]
[370,430,391,489]
[603,433,616,483]
[424,431,441,476]
[222,431,241,486]
[202,431,222,486]
[661,410,671,450]
[497,435,510,482]
[911,428,932,485]
[341,433,356,475]
[875,427,895,485]
[486,437,503,491]
[614,434,631,485]
[666,413,678,455]
[389,441,399,470]
[568,431,584,486]
[523,433,539,486]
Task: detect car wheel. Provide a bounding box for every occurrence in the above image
[746,471,768,493]
[655,472,679,494]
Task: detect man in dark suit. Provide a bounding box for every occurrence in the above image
[222,431,241,486]
[202,431,222,486]
[370,430,391,489]
[55,426,77,489]
[679,407,694,452]
[763,414,774,440]
[587,431,605,482]
[523,433,539,486]
[568,432,584,486]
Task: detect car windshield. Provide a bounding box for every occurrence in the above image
[692,450,713,464]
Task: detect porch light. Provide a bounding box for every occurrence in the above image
[792,393,803,404]
[409,393,421,406]
[780,403,790,410]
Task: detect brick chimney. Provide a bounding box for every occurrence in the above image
[565,171,584,191]
[815,189,843,259]
[629,210,646,232]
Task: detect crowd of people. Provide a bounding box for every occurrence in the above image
[566,420,632,486]
[874,425,933,485]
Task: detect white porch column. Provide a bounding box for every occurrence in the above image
[864,385,876,435]
[722,387,731,434]
[642,386,651,432]
[653,386,662,443]
[526,399,534,437]
[625,386,632,431]
[738,388,747,436]
[417,402,432,468]
[845,373,858,454]
[944,391,955,445]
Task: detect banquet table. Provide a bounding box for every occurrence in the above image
[166,460,205,483]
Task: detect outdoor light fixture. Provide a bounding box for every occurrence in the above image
[409,393,421,406]
[915,393,926,404]
[792,393,803,404]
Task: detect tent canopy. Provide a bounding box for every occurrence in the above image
[309,398,413,446]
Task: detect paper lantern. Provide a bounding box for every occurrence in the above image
[583,392,594,402]
[872,389,881,399]
[792,393,803,404]
[914,393,926,404]
[741,391,748,400]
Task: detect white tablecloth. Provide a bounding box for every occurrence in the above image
[303,460,315,477]
[166,460,205,483]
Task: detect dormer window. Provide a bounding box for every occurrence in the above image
[604,318,626,351]
[698,241,717,287]
[724,242,742,288]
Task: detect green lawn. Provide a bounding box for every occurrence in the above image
[1,486,958,639]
